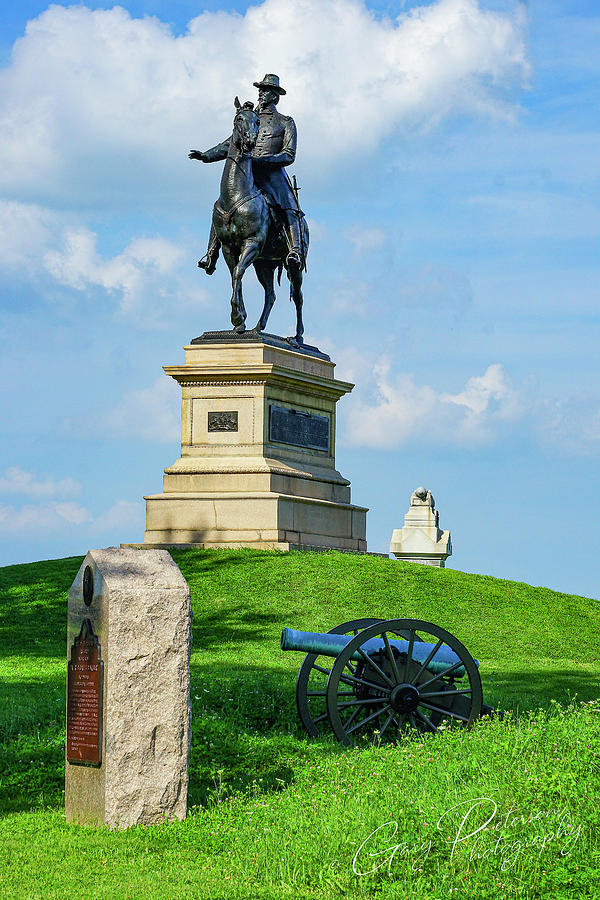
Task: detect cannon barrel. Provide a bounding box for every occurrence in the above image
[281,627,476,677]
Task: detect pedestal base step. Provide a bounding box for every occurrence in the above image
[140,491,367,553]
[124,530,365,553]
[122,541,386,556]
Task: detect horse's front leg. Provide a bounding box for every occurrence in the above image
[231,240,262,333]
[220,244,243,329]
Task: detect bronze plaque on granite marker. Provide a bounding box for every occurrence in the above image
[67,619,103,767]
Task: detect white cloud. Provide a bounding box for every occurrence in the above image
[400,129,600,189]
[328,280,372,318]
[395,263,473,312]
[0,500,92,532]
[344,358,600,455]
[43,228,191,322]
[0,0,529,207]
[0,496,145,535]
[344,360,522,447]
[52,502,92,525]
[0,464,143,537]
[0,204,208,324]
[0,466,90,533]
[534,394,600,456]
[102,376,180,443]
[344,225,387,253]
[0,201,60,270]
[467,190,600,239]
[318,340,377,386]
[441,363,518,416]
[0,467,81,499]
[95,499,144,532]
[305,218,328,242]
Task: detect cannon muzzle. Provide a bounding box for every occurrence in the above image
[281,627,475,677]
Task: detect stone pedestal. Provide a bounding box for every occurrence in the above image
[390,486,452,567]
[132,332,367,551]
[65,548,192,828]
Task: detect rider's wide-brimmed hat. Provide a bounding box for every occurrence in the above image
[253,73,286,95]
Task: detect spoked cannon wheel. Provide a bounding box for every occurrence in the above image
[325,619,482,745]
[296,618,382,737]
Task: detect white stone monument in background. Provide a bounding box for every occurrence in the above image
[389,487,452,567]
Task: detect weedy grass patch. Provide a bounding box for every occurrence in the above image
[1,549,599,899]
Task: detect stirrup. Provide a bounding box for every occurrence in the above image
[198,249,218,275]
[286,249,302,269]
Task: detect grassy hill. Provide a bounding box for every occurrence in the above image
[1,549,599,899]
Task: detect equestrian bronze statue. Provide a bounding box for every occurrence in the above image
[189,74,309,346]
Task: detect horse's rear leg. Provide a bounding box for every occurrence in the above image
[287,267,304,346]
[253,261,277,332]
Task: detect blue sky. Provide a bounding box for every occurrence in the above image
[0,0,598,599]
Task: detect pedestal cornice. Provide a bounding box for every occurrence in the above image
[164,363,354,402]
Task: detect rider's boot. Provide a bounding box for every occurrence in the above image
[198,226,221,275]
[284,210,304,271]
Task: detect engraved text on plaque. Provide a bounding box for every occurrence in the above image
[67,619,103,767]
[269,405,329,452]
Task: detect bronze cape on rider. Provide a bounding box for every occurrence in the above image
[195,74,305,274]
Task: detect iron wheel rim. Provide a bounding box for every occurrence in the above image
[296,618,383,737]
[325,618,483,746]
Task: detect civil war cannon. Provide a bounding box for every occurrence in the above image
[281,618,495,745]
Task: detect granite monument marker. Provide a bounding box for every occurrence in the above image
[65,548,192,828]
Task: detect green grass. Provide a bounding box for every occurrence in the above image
[1,549,599,899]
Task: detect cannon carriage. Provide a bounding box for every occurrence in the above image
[281,618,491,745]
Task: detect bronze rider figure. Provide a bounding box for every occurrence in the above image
[189,74,305,274]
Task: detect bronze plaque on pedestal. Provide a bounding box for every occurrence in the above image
[269,405,329,451]
[208,411,238,432]
[67,619,103,767]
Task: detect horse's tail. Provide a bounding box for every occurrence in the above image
[277,261,284,286]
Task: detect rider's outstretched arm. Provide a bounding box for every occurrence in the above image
[201,138,231,162]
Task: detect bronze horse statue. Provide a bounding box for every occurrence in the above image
[196,98,309,346]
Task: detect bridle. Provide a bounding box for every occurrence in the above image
[214,110,262,224]
[232,110,259,156]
